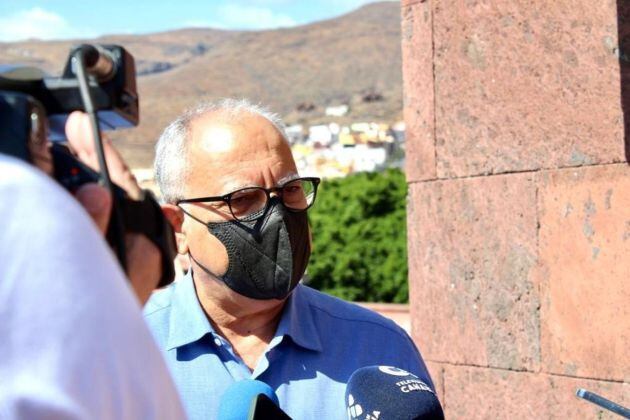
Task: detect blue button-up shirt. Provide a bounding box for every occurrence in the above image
[144,273,433,420]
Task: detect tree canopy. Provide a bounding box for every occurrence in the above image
[306,168,408,303]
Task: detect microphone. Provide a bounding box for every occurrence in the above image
[345,366,444,420]
[218,379,292,420]
[78,44,116,82]
[576,388,630,418]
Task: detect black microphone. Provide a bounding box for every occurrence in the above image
[218,379,292,420]
[576,388,630,418]
[345,366,444,420]
[78,44,116,82]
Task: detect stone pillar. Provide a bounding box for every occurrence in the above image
[401,1,630,417]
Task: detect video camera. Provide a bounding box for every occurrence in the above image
[0,44,176,288]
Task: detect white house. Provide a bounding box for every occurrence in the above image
[325,104,349,117]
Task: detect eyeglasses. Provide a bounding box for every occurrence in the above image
[177,177,321,222]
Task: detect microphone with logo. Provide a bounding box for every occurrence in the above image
[345,366,445,420]
[218,379,292,420]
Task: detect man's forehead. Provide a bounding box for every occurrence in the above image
[195,125,235,155]
[189,115,236,156]
[189,112,284,155]
[185,113,298,195]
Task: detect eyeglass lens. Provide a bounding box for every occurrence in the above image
[229,179,316,221]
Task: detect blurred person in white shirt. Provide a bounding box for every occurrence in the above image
[0,111,185,419]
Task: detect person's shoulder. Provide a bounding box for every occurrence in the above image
[0,154,94,234]
[0,154,39,179]
[0,155,66,201]
[297,284,408,337]
[295,285,431,386]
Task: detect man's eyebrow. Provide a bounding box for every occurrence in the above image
[222,181,255,193]
[278,173,299,185]
[221,173,299,193]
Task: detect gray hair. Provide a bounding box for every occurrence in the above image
[154,98,288,203]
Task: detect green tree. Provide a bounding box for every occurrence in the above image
[306,168,408,303]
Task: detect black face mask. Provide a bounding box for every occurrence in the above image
[186,198,311,300]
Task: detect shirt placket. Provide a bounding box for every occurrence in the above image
[210,332,252,381]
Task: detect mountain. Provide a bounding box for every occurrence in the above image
[0,2,402,167]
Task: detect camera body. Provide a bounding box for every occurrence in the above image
[0,45,176,288]
[0,44,138,157]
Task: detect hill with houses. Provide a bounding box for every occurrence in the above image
[0,2,403,167]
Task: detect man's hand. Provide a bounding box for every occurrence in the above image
[65,111,143,200]
[66,111,163,305]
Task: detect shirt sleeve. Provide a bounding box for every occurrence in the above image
[0,156,186,420]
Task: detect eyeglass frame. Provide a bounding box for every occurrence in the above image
[176,176,321,221]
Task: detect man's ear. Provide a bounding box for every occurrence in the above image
[162,204,189,255]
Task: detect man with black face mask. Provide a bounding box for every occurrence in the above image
[144,99,434,420]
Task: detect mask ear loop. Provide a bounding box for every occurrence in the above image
[187,250,219,281]
[177,205,208,226]
[176,207,225,282]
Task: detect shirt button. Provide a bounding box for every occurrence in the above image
[214,337,222,347]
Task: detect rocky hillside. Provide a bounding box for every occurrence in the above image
[0,2,403,167]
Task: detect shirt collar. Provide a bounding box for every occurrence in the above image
[166,272,322,353]
[276,284,323,352]
[166,271,214,351]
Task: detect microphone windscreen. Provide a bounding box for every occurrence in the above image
[345,366,444,420]
[218,379,280,420]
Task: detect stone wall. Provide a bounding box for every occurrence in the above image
[401,1,629,418]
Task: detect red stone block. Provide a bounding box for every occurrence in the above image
[442,365,629,419]
[537,164,630,381]
[408,173,540,371]
[401,1,437,182]
[431,1,625,178]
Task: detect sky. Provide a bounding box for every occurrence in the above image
[0,0,395,42]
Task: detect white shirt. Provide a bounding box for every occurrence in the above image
[0,155,186,419]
